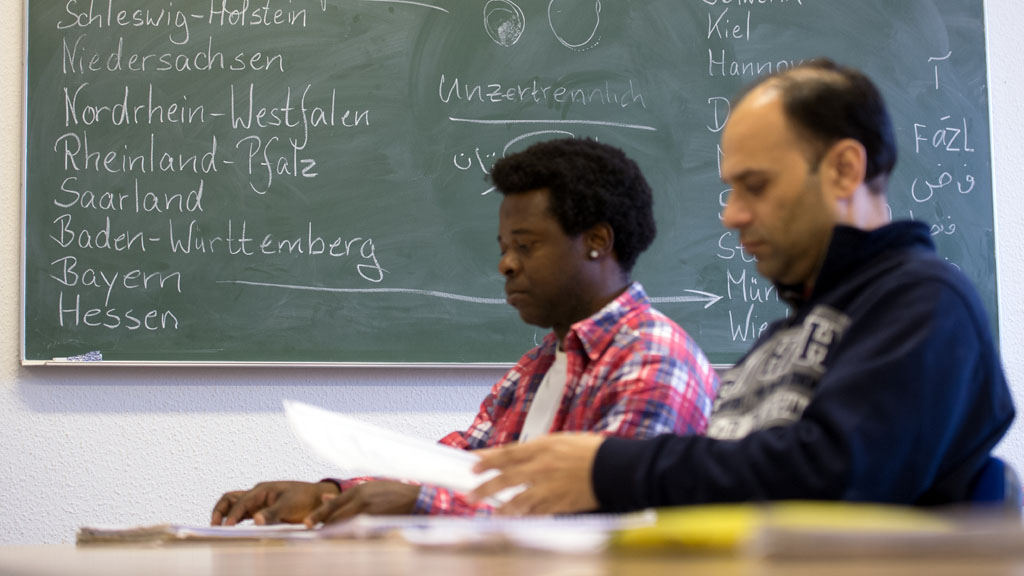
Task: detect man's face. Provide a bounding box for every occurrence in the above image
[498,188,589,336]
[720,88,837,287]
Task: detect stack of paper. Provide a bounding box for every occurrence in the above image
[77,514,656,553]
[76,524,315,545]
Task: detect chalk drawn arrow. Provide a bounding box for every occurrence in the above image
[219,281,724,309]
[650,290,724,309]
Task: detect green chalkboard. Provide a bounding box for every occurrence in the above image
[22,0,995,365]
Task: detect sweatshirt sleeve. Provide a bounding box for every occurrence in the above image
[593,275,1014,511]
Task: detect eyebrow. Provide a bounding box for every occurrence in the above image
[497,228,537,242]
[723,169,768,183]
[512,227,537,234]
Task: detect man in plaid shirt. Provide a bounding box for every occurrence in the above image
[211,138,718,525]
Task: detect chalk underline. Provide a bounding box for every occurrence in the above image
[218,280,719,306]
[359,0,448,13]
[449,117,658,132]
[218,280,506,304]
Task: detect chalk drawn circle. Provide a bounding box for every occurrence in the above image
[548,0,601,50]
[502,130,576,156]
[484,0,526,47]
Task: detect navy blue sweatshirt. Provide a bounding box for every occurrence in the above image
[593,222,1015,510]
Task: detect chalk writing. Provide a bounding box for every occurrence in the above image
[439,74,647,110]
[57,291,180,331]
[708,50,803,77]
[62,35,285,74]
[54,132,221,175]
[913,116,975,154]
[54,177,206,214]
[64,83,206,127]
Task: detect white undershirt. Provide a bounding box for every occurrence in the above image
[518,348,569,443]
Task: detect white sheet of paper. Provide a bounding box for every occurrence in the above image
[284,400,520,502]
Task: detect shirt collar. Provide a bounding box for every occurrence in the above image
[550,282,650,362]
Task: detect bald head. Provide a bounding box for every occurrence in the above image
[733,60,897,195]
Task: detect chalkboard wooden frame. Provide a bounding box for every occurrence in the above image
[21,0,996,366]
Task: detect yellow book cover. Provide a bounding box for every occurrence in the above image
[612,501,960,555]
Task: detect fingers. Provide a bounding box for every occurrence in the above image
[213,481,337,527]
[305,490,355,528]
[210,491,243,526]
[321,498,366,525]
[469,442,546,503]
[468,471,528,504]
[495,486,565,516]
[469,435,603,514]
[212,488,271,527]
[472,443,537,474]
[253,499,288,526]
[494,490,540,516]
[223,489,269,526]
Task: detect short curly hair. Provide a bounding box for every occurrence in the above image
[489,138,656,272]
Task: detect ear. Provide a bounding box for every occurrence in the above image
[822,138,868,200]
[583,222,614,259]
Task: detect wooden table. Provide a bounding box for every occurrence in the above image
[0,540,1022,576]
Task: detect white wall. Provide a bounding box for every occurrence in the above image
[988,0,1024,493]
[1,2,1022,545]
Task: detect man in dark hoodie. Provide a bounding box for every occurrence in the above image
[470,59,1015,514]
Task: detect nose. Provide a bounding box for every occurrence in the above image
[721,190,752,230]
[499,251,518,278]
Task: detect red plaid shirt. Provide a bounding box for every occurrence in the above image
[336,283,718,515]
